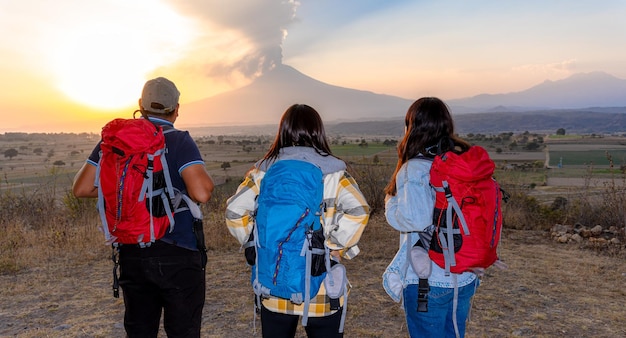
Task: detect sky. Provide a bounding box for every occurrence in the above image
[1,0,625,133]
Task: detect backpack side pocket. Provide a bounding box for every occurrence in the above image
[310,227,326,276]
[243,230,256,266]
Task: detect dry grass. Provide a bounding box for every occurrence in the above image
[1,211,625,337]
[468,230,626,337]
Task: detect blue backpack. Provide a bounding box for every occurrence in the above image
[249,159,328,325]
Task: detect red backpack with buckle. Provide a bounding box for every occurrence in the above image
[95,118,175,247]
[428,145,503,274]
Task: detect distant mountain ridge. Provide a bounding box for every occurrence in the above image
[448,72,626,113]
[183,65,626,126]
[324,109,626,136]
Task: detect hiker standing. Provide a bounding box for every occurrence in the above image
[382,97,479,338]
[72,77,214,337]
[225,104,370,338]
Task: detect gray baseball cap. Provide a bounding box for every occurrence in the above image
[140,77,180,114]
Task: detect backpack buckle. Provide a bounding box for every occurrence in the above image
[442,181,453,198]
[417,278,429,312]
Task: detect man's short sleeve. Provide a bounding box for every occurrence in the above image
[167,131,204,174]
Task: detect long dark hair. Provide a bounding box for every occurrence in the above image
[261,104,333,164]
[384,97,470,195]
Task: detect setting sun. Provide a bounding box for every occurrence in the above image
[49,1,196,110]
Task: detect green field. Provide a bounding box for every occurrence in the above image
[549,149,626,166]
[330,143,394,157]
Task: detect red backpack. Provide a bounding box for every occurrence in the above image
[95,118,175,247]
[428,145,503,274]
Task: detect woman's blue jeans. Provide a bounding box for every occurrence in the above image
[403,278,479,338]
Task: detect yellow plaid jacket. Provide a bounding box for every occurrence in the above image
[225,158,370,317]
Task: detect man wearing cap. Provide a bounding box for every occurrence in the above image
[73,77,214,337]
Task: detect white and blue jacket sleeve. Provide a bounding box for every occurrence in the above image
[385,158,434,233]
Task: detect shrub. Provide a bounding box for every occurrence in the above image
[62,190,97,220]
[0,187,107,274]
[0,190,58,230]
[349,162,394,215]
[204,179,241,250]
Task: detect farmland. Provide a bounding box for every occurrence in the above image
[2,129,624,195]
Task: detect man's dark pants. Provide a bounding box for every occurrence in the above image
[118,241,205,338]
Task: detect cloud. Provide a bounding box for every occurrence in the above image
[167,0,299,79]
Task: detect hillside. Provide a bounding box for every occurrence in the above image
[448,72,626,112]
[452,109,626,134]
[321,109,626,136]
[183,64,412,125]
[182,64,626,127]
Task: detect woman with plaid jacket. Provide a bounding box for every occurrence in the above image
[225,104,370,338]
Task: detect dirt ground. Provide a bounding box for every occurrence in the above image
[1,214,625,338]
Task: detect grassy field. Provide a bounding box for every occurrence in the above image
[549,150,626,166]
[1,131,626,337]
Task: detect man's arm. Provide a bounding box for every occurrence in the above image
[72,163,98,198]
[181,163,214,203]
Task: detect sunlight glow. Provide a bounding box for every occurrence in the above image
[50,1,196,110]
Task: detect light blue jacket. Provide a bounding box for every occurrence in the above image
[383,158,476,302]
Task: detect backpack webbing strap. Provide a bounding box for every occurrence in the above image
[301,230,313,326]
[158,129,176,233]
[250,221,270,336]
[452,274,460,338]
[95,156,114,243]
[136,149,176,245]
[452,276,479,338]
[441,181,470,237]
[142,154,155,247]
[492,182,500,247]
[338,278,348,333]
[178,194,203,220]
[251,225,268,294]
[436,181,470,275]
[158,126,177,201]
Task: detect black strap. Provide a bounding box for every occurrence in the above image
[417,278,429,312]
[193,219,208,269]
[435,137,455,155]
[501,187,511,203]
[111,246,120,298]
[329,297,341,310]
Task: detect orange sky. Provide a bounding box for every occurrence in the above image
[2,0,625,133]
